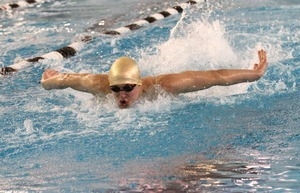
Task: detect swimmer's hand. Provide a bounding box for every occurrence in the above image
[41,69,62,90]
[252,49,268,78]
[42,69,60,80]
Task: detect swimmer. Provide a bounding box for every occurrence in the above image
[41,49,267,108]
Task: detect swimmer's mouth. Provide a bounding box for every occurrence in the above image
[119,100,129,108]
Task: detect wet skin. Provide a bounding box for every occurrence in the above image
[111,84,141,108]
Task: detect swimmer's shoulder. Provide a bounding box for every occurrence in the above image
[140,76,155,94]
[141,75,173,100]
[141,75,166,96]
[141,76,156,88]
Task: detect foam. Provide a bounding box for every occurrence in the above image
[1,1,299,192]
[140,16,239,74]
[58,11,267,131]
[138,13,252,100]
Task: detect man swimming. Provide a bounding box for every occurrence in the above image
[41,49,267,108]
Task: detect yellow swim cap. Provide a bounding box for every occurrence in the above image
[108,57,142,86]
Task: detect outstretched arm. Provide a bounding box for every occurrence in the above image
[156,49,268,94]
[40,69,110,95]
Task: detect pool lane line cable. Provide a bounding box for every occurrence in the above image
[102,0,206,35]
[0,0,44,11]
[0,0,206,76]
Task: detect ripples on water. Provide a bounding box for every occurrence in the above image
[0,0,300,192]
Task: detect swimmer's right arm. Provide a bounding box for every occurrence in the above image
[41,69,110,95]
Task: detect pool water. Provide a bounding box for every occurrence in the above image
[1,0,299,192]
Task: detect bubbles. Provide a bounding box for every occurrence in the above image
[70,91,174,136]
[1,0,297,150]
[23,119,35,134]
[1,0,300,191]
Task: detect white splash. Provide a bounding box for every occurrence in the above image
[139,14,251,99]
[139,15,239,76]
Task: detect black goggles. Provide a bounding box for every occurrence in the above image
[110,84,137,93]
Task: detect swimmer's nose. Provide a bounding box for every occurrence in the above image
[118,91,127,98]
[119,91,128,97]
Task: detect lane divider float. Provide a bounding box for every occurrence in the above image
[0,0,44,11]
[1,0,206,76]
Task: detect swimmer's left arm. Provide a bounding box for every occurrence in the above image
[157,49,267,94]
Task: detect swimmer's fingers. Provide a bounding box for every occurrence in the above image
[259,49,267,64]
[42,69,59,81]
[259,49,267,72]
[253,49,268,79]
[254,49,267,74]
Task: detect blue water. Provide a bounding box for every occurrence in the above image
[1,0,300,192]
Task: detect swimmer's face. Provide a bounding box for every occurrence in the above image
[110,84,140,108]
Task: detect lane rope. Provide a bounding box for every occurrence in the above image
[0,0,44,11]
[1,0,206,76]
